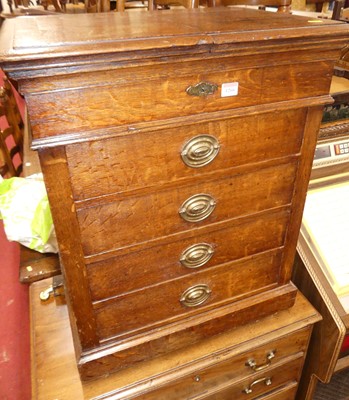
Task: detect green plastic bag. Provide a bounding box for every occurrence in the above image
[0,174,58,253]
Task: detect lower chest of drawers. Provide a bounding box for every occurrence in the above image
[80,293,320,400]
[133,328,309,400]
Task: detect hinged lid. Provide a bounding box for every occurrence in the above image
[0,8,348,64]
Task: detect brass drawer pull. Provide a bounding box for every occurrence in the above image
[179,194,216,222]
[180,243,214,269]
[181,135,220,168]
[186,81,218,97]
[180,284,211,307]
[243,377,272,394]
[245,350,276,372]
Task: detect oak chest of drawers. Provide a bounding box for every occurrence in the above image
[1,7,348,382]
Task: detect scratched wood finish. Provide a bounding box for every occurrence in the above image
[1,8,347,382]
[87,209,289,300]
[94,249,282,340]
[67,108,305,200]
[78,161,297,255]
[23,61,334,139]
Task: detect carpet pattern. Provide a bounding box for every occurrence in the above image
[314,368,349,400]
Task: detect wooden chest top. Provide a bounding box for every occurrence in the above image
[0,8,348,60]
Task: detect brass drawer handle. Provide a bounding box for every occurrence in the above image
[186,81,218,97]
[243,377,272,394]
[245,350,276,372]
[181,135,220,168]
[180,284,211,308]
[179,194,216,222]
[180,243,214,269]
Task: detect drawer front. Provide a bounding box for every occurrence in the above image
[28,59,333,138]
[67,108,305,200]
[257,383,298,400]
[94,249,282,340]
[198,357,303,400]
[87,208,289,300]
[133,328,310,400]
[78,161,297,255]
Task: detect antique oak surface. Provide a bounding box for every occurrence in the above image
[30,279,320,399]
[0,8,348,381]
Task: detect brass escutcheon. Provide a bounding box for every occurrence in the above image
[186,82,218,97]
[179,194,216,222]
[180,243,214,269]
[180,284,212,308]
[181,135,220,168]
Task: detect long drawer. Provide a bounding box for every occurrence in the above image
[125,327,310,400]
[66,108,305,200]
[87,208,289,300]
[94,249,282,340]
[78,160,297,255]
[26,59,333,138]
[197,357,302,400]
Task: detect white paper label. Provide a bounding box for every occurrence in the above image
[221,82,239,98]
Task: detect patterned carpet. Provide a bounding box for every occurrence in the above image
[314,368,349,400]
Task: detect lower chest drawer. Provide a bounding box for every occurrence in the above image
[196,358,302,400]
[129,327,310,400]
